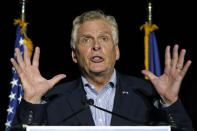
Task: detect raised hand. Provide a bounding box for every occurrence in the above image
[10,44,66,104]
[142,44,192,105]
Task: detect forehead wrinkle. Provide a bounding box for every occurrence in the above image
[98,31,112,35]
[79,20,111,31]
[79,34,93,38]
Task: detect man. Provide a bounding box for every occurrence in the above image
[11,10,193,128]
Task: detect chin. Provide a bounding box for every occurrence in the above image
[89,65,106,72]
[89,67,113,77]
[89,70,106,77]
[90,68,105,73]
[88,66,105,73]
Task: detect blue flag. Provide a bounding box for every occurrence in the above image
[140,23,162,79]
[148,31,161,76]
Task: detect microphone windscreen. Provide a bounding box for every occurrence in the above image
[88,99,94,105]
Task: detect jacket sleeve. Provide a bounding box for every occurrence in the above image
[12,99,47,127]
[141,79,193,129]
[160,98,193,129]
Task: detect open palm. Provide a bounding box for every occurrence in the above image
[142,45,191,105]
[10,44,66,103]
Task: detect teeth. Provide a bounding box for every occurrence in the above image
[93,57,100,60]
[91,56,104,63]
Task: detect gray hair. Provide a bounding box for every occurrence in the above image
[70,10,119,49]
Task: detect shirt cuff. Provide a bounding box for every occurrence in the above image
[38,100,47,104]
[159,99,171,108]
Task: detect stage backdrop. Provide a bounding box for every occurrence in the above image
[1,0,196,130]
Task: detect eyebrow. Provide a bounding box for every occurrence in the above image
[79,34,93,38]
[79,32,112,38]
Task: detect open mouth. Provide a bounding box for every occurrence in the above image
[90,56,104,63]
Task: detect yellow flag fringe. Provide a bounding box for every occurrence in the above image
[14,19,33,57]
[140,22,158,79]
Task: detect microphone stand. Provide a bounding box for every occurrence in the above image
[87,99,147,125]
[92,103,146,125]
[87,99,195,131]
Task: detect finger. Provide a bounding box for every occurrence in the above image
[180,60,192,77]
[171,44,179,69]
[49,74,67,88]
[32,47,40,67]
[164,45,171,74]
[10,58,22,75]
[15,48,25,68]
[141,70,157,80]
[24,44,31,66]
[176,49,186,69]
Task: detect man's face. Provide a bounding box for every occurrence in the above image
[72,19,120,77]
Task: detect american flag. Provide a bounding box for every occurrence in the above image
[5,20,32,131]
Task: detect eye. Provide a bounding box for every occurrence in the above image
[83,38,89,43]
[79,37,91,44]
[102,37,108,41]
[100,36,109,42]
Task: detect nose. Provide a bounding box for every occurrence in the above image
[92,40,101,51]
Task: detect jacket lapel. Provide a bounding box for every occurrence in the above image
[68,79,95,125]
[111,73,132,125]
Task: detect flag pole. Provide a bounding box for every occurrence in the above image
[14,0,33,56]
[21,0,26,22]
[143,1,153,78]
[140,1,160,79]
[148,1,152,26]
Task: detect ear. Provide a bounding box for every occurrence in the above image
[72,50,78,63]
[115,45,120,60]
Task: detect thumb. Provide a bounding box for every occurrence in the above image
[49,74,66,87]
[141,70,157,80]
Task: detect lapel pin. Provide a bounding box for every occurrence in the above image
[122,91,129,95]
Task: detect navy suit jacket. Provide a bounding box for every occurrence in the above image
[13,73,192,128]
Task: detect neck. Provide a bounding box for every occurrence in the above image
[83,70,114,93]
